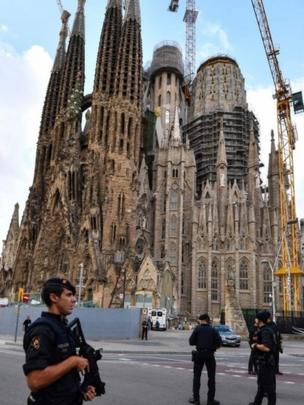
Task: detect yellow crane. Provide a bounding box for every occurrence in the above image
[251,0,304,312]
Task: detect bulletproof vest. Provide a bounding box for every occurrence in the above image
[25,315,81,404]
[25,316,76,361]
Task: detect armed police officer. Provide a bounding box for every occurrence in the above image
[189,314,222,405]
[249,311,276,405]
[23,278,96,405]
[265,311,283,375]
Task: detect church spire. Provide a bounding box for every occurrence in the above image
[170,107,182,146]
[125,0,141,23]
[216,119,227,167]
[59,0,85,113]
[39,10,70,136]
[114,0,143,106]
[7,203,19,237]
[93,0,122,95]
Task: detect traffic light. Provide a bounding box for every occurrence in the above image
[18,288,24,302]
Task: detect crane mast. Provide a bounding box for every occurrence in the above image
[251,0,303,312]
[168,0,198,81]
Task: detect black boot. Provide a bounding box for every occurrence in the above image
[188,398,200,405]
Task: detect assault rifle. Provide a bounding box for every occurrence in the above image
[68,318,106,396]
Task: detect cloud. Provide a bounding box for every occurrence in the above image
[197,22,231,62]
[247,79,304,220]
[0,43,52,243]
[0,24,8,32]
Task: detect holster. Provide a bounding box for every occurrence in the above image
[191,350,197,362]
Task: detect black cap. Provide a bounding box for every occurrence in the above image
[263,311,271,320]
[256,311,269,323]
[42,277,76,295]
[199,313,210,322]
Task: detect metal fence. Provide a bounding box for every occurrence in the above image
[242,308,304,334]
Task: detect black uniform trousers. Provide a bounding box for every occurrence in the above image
[141,327,148,340]
[273,349,280,373]
[248,350,257,373]
[192,351,216,402]
[253,361,276,405]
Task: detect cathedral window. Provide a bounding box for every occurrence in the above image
[160,245,165,258]
[158,94,162,106]
[128,117,132,138]
[117,193,125,218]
[170,191,178,210]
[170,215,177,236]
[47,144,52,166]
[161,219,166,239]
[181,271,185,294]
[121,113,125,134]
[158,75,162,89]
[163,196,166,212]
[167,73,171,85]
[111,223,116,242]
[114,111,117,133]
[99,107,104,140]
[119,139,124,152]
[166,91,171,104]
[263,262,272,304]
[211,259,219,301]
[198,259,207,289]
[91,216,97,231]
[239,258,249,290]
[105,112,110,146]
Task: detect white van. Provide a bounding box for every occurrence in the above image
[148,308,167,330]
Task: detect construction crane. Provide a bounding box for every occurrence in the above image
[168,0,198,82]
[252,0,304,312]
[56,0,70,35]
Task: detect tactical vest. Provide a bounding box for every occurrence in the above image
[24,315,82,405]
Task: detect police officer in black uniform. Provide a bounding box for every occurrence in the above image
[248,318,259,375]
[23,278,96,405]
[189,313,222,405]
[249,311,276,405]
[265,311,283,375]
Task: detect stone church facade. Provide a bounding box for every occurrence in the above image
[1,0,303,326]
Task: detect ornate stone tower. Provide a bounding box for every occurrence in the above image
[0,204,20,294]
[152,109,196,312]
[149,42,185,137]
[88,0,144,307]
[183,56,259,192]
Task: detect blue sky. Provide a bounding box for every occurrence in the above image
[0,0,304,242]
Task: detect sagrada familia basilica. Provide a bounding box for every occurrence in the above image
[1,0,303,329]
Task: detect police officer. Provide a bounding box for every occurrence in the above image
[23,278,96,405]
[248,318,259,375]
[249,311,276,405]
[189,313,222,405]
[141,318,148,340]
[265,311,283,375]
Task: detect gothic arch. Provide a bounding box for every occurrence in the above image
[197,256,207,289]
[239,257,249,290]
[211,257,220,301]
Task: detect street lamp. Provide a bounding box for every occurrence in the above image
[77,263,84,307]
[261,259,276,322]
[114,250,126,308]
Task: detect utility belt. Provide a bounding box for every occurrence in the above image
[256,353,275,369]
[192,349,213,362]
[27,392,83,405]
